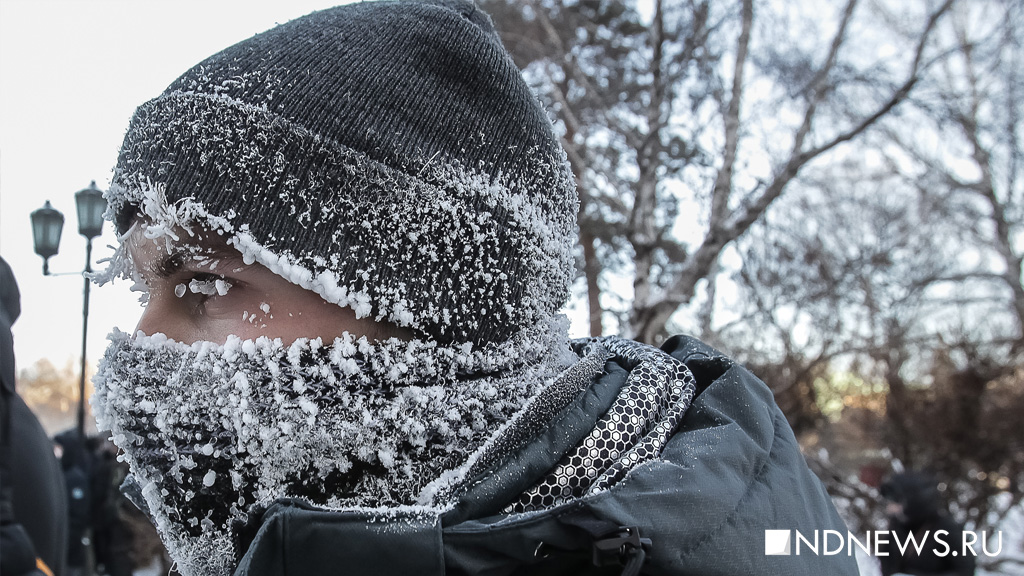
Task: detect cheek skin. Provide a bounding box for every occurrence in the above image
[226,291,386,344]
[134,284,201,344]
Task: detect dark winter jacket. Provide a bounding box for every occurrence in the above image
[879,473,975,576]
[231,335,857,575]
[0,257,68,576]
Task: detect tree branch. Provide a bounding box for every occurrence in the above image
[707,0,751,226]
[797,0,955,162]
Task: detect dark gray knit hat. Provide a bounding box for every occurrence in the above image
[107,0,577,346]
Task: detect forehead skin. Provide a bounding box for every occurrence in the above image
[127,224,410,345]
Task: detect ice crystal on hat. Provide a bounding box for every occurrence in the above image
[100,0,578,347]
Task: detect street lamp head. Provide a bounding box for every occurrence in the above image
[75,181,106,240]
[30,200,65,274]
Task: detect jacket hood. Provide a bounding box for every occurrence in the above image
[0,256,21,392]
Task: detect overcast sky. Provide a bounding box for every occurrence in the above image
[0,0,364,371]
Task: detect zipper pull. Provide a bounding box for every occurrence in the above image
[592,526,651,576]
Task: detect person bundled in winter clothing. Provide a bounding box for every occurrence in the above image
[87,434,134,576]
[54,430,93,576]
[0,257,68,576]
[91,1,858,574]
[879,472,975,576]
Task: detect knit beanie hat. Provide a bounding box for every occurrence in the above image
[105,0,577,346]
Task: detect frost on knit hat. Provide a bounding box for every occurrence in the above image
[106,0,577,346]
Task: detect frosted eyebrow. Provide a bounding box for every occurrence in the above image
[151,251,185,280]
[150,245,245,280]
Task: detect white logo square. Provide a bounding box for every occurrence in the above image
[765,530,792,556]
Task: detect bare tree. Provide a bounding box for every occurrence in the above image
[722,164,956,434]
[865,0,1024,538]
[884,0,1024,349]
[18,358,95,435]
[729,168,1024,536]
[483,0,955,342]
[736,4,1024,541]
[482,0,713,337]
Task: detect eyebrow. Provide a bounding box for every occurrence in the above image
[148,245,246,280]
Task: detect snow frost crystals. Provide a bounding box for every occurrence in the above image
[94,304,573,576]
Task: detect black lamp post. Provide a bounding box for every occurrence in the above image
[30,181,107,437]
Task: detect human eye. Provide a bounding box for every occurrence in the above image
[171,272,236,316]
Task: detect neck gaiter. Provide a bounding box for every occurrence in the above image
[92,317,573,576]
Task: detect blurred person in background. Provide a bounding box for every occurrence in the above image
[879,471,975,576]
[54,429,93,576]
[0,256,68,576]
[88,433,133,576]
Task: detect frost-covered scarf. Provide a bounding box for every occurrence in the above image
[93,317,574,576]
